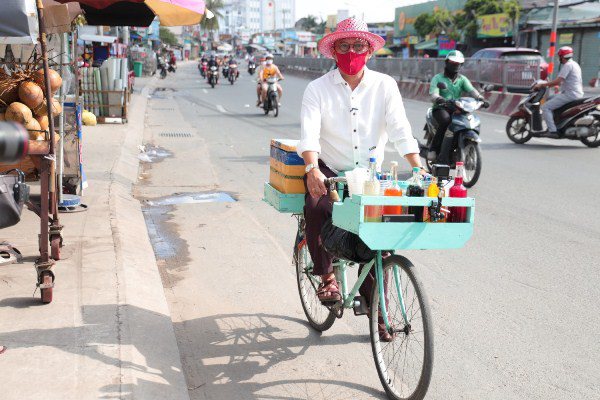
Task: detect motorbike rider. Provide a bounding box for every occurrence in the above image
[534,46,583,137]
[228,57,240,79]
[260,54,284,106]
[207,55,219,83]
[428,50,488,163]
[256,57,267,106]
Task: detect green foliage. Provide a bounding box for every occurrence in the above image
[159,27,178,46]
[414,13,436,38]
[414,9,462,40]
[200,0,225,32]
[302,15,318,31]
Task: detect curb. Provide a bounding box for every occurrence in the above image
[108,80,191,400]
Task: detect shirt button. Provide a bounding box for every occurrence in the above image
[354,146,358,149]
[353,129,356,132]
[353,113,356,116]
[355,162,358,165]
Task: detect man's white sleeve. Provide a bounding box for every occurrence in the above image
[558,62,571,80]
[385,77,420,156]
[297,83,322,156]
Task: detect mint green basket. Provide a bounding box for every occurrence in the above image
[332,194,475,250]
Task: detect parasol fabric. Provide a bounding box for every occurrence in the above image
[56,0,206,26]
[0,0,39,44]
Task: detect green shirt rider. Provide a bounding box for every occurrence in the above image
[428,50,489,163]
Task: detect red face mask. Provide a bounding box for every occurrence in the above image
[335,51,368,76]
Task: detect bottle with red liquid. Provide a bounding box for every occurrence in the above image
[449,162,468,222]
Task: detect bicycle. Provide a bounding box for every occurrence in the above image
[265,175,475,400]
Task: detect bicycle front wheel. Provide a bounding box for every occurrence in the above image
[370,255,433,400]
[294,233,336,332]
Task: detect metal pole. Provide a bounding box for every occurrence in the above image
[58,32,67,204]
[548,0,560,79]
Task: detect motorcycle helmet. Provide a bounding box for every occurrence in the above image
[444,50,465,74]
[557,46,573,59]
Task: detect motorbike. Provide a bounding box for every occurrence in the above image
[199,61,208,78]
[420,83,485,187]
[506,81,600,147]
[158,62,167,79]
[207,66,218,88]
[228,63,238,85]
[168,62,176,73]
[248,61,256,75]
[263,77,280,117]
[222,64,230,78]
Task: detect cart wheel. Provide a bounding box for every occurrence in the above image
[50,234,61,261]
[40,273,53,304]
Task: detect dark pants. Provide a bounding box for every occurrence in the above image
[303,160,375,301]
[432,108,452,153]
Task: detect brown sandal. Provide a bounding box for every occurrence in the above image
[317,277,341,303]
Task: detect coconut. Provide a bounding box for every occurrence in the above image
[18,81,44,109]
[0,112,5,121]
[0,80,19,105]
[24,118,44,140]
[5,102,33,124]
[33,98,62,118]
[35,115,49,131]
[33,69,62,94]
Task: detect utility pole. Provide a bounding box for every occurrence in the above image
[548,0,560,79]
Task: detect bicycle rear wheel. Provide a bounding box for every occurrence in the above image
[294,231,336,332]
[370,255,433,400]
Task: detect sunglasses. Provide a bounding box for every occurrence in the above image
[334,41,370,54]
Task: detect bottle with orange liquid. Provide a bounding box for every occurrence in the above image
[383,161,402,215]
[363,157,382,222]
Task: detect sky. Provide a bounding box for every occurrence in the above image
[295,0,429,23]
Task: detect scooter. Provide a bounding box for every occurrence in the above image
[199,61,208,78]
[207,66,218,88]
[506,81,600,147]
[228,63,238,85]
[222,64,230,79]
[248,61,256,75]
[420,83,486,187]
[168,62,176,73]
[159,62,167,79]
[263,77,280,117]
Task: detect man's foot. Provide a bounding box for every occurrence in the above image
[317,275,341,303]
[427,150,437,162]
[378,315,396,342]
[256,99,262,107]
[0,345,6,355]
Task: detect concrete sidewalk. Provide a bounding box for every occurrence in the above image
[0,76,190,399]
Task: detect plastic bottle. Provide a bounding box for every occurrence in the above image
[406,167,424,222]
[383,161,403,215]
[449,162,468,222]
[363,157,382,222]
[423,176,432,221]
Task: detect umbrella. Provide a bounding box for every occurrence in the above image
[375,47,394,56]
[56,0,206,26]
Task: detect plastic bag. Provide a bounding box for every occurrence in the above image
[321,218,375,263]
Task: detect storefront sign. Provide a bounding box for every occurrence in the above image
[408,36,419,45]
[477,13,512,38]
[559,33,573,44]
[438,35,455,56]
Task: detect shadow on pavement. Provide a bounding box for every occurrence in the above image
[174,312,384,400]
[0,303,187,398]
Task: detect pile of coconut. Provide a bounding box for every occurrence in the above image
[0,68,62,140]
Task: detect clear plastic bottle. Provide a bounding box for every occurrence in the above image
[383,161,403,215]
[449,162,468,222]
[363,157,382,222]
[406,167,425,222]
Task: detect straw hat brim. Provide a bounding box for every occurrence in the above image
[318,30,385,59]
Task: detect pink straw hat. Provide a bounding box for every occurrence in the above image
[318,17,385,59]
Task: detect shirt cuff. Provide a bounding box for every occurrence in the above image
[296,139,321,157]
[393,137,420,157]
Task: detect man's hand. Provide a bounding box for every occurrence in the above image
[306,168,327,198]
[533,82,546,91]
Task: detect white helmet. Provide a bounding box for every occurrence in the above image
[445,50,465,64]
[265,53,274,59]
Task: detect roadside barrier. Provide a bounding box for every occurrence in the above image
[279,65,525,117]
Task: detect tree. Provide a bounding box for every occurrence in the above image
[458,0,520,41]
[414,9,462,40]
[200,0,225,33]
[414,13,436,38]
[301,15,318,32]
[159,27,178,46]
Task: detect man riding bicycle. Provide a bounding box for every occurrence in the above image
[298,17,424,341]
[260,54,284,106]
[428,50,488,163]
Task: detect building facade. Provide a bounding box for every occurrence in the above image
[219,0,296,35]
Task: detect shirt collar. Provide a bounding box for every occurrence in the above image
[332,66,371,86]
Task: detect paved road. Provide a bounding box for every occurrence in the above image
[135,62,600,399]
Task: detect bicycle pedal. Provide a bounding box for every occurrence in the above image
[353,296,369,316]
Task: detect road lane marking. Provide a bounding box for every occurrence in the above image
[202,89,208,94]
[216,105,228,114]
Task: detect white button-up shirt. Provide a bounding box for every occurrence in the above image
[297,67,419,172]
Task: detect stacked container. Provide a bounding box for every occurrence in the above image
[269,139,305,194]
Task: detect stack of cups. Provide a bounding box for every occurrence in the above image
[346,167,369,197]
